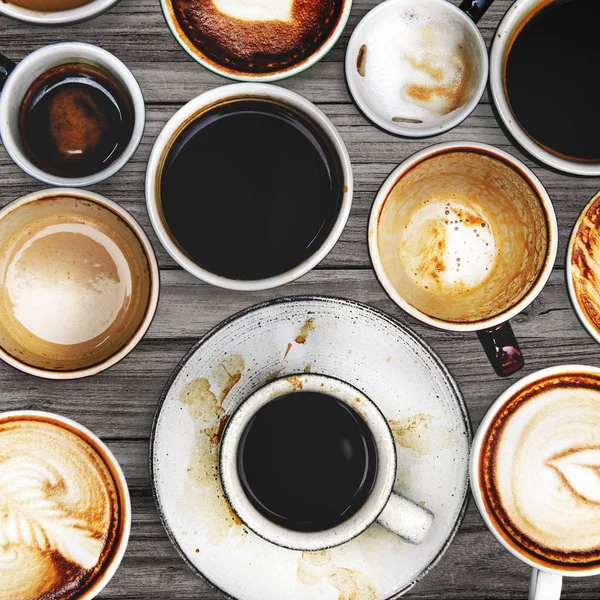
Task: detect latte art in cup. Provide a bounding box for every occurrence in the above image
[0,414,127,600]
[479,372,600,570]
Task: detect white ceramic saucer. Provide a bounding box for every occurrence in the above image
[150,297,470,599]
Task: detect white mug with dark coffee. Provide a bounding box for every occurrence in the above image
[146,83,352,291]
[219,374,434,550]
[471,366,600,599]
[489,0,600,175]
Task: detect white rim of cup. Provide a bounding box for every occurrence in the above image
[489,0,600,176]
[219,374,397,551]
[0,187,160,380]
[469,365,600,577]
[566,190,600,344]
[145,83,353,291]
[344,0,489,138]
[368,141,558,332]
[0,0,120,25]
[0,43,145,187]
[0,409,132,598]
[159,0,352,82]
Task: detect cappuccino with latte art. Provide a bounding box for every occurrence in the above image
[0,412,130,600]
[477,370,600,571]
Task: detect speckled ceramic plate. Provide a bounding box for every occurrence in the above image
[150,296,470,599]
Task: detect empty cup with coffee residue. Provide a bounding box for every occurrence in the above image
[345,0,491,137]
[0,43,145,186]
[0,188,159,379]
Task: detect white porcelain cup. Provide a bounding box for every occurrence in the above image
[146,83,353,291]
[345,0,491,138]
[219,373,434,551]
[489,0,600,176]
[470,366,600,599]
[0,42,145,186]
[0,0,120,25]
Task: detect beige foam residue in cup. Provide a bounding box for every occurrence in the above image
[0,196,152,372]
[377,150,549,323]
[354,4,476,126]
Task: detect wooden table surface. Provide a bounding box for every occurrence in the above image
[2,0,600,597]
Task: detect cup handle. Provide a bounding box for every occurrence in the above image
[0,54,16,94]
[376,492,434,545]
[477,321,524,377]
[458,0,495,23]
[529,569,562,600]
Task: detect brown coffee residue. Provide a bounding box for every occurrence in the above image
[179,354,246,544]
[405,44,471,115]
[286,375,305,391]
[295,317,316,344]
[388,414,433,455]
[357,44,367,77]
[298,551,377,599]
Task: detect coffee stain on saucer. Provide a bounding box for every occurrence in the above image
[179,354,246,544]
[388,414,433,455]
[295,317,315,344]
[298,551,376,599]
[286,375,304,391]
[284,343,293,359]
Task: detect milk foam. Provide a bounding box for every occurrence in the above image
[353,3,472,126]
[493,387,600,555]
[397,196,497,296]
[212,0,293,22]
[0,418,118,600]
[3,220,132,346]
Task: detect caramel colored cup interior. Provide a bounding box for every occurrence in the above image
[377,149,549,324]
[0,194,153,373]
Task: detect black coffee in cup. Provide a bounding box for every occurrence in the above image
[237,391,378,532]
[505,0,600,161]
[19,63,134,177]
[159,98,343,281]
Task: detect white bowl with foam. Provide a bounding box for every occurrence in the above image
[345,0,488,137]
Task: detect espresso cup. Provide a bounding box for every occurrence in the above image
[369,142,558,377]
[345,0,492,138]
[146,83,352,291]
[489,0,600,176]
[160,0,351,81]
[0,410,131,600]
[219,373,434,551]
[0,43,145,187]
[0,188,159,379]
[0,0,119,24]
[471,366,600,599]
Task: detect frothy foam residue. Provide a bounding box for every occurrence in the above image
[353,3,473,127]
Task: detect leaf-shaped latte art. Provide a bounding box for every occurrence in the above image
[0,457,103,570]
[211,0,293,22]
[548,447,600,504]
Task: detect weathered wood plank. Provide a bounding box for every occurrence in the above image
[1,268,598,439]
[0,102,597,270]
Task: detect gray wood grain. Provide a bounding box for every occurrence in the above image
[1,0,600,597]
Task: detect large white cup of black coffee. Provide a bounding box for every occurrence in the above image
[219,374,434,551]
[146,83,352,291]
[471,366,600,599]
[490,0,600,176]
[0,410,131,600]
